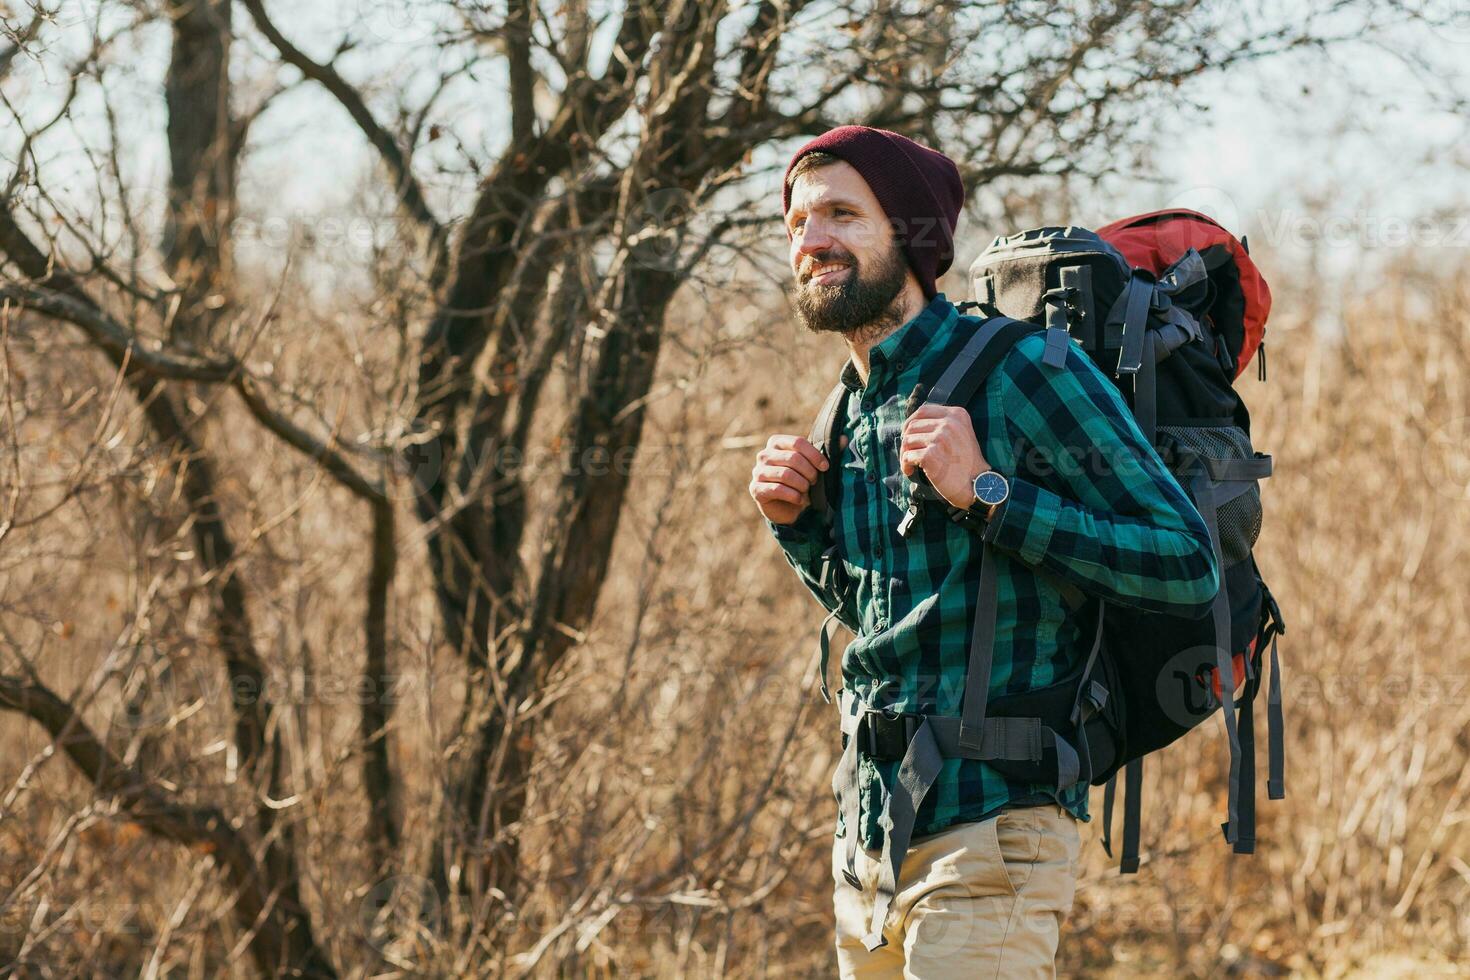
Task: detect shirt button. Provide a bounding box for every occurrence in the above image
[874,543,885,559]
[866,472,877,483]
[861,397,874,412]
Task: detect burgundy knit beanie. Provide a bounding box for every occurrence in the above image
[782,126,964,298]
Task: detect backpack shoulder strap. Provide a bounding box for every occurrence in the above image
[934,316,1095,756]
[807,380,848,517]
[929,315,1042,408]
[904,315,1039,514]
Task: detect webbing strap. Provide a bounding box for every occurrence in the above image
[1121,757,1143,874]
[1068,605,1108,785]
[1043,326,1070,368]
[976,275,996,306]
[837,690,1050,763]
[1113,273,1154,375]
[832,688,1074,927]
[864,718,944,951]
[808,381,848,517]
[1194,475,1243,846]
[1135,333,1158,444]
[834,728,862,888]
[813,546,851,705]
[928,316,1015,406]
[1235,676,1258,855]
[1267,632,1285,800]
[1041,272,1072,367]
[1101,773,1117,859]
[1203,454,1274,483]
[816,606,839,705]
[959,544,999,752]
[1069,604,1107,725]
[1053,727,1081,791]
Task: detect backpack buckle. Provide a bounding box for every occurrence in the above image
[861,708,922,761]
[816,545,844,593]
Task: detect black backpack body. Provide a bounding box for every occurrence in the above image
[967,214,1286,868]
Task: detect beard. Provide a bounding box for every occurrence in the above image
[794,244,908,342]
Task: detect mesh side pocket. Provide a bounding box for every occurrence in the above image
[1158,424,1263,568]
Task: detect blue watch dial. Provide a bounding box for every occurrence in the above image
[972,470,1009,507]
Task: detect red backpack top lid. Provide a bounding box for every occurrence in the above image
[1098,209,1271,381]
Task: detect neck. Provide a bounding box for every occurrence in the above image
[846,282,929,385]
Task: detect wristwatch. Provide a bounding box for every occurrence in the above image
[970,469,1010,520]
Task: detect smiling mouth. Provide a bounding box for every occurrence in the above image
[805,262,852,285]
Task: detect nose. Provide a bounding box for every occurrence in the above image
[793,217,835,269]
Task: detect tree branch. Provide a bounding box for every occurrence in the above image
[239,0,446,261]
[0,673,338,977]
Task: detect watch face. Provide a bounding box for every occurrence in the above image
[973,470,1009,506]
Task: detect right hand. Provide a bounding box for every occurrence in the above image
[750,434,829,525]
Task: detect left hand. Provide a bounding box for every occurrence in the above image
[899,403,988,512]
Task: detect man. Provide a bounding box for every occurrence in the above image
[748,126,1219,977]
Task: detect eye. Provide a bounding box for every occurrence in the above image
[834,208,853,218]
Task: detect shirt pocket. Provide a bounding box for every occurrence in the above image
[875,416,911,515]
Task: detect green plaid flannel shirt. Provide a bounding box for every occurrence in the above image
[768,294,1219,850]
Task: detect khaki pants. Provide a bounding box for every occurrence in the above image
[832,804,1081,979]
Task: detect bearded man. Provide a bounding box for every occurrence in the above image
[749,126,1218,978]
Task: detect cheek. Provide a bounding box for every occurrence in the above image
[844,220,884,260]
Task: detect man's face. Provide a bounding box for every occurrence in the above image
[786,159,907,334]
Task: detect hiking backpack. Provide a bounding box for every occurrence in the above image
[807,209,1286,877]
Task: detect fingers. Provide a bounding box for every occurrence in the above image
[900,446,927,477]
[752,463,814,494]
[750,434,827,517]
[750,479,809,508]
[759,447,821,485]
[900,426,940,456]
[903,404,966,431]
[906,403,957,422]
[901,416,945,436]
[765,433,828,474]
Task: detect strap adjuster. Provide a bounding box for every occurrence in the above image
[861,708,922,761]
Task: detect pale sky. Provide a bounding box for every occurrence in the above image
[6,1,1467,308]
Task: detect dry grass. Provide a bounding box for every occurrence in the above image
[2,256,1468,978]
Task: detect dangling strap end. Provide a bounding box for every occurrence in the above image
[1101,773,1117,858]
[1267,634,1285,800]
[956,723,985,755]
[816,608,838,705]
[1043,326,1070,367]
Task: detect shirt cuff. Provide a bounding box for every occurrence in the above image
[766,507,829,561]
[982,476,1060,568]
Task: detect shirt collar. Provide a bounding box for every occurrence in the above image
[840,293,956,392]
